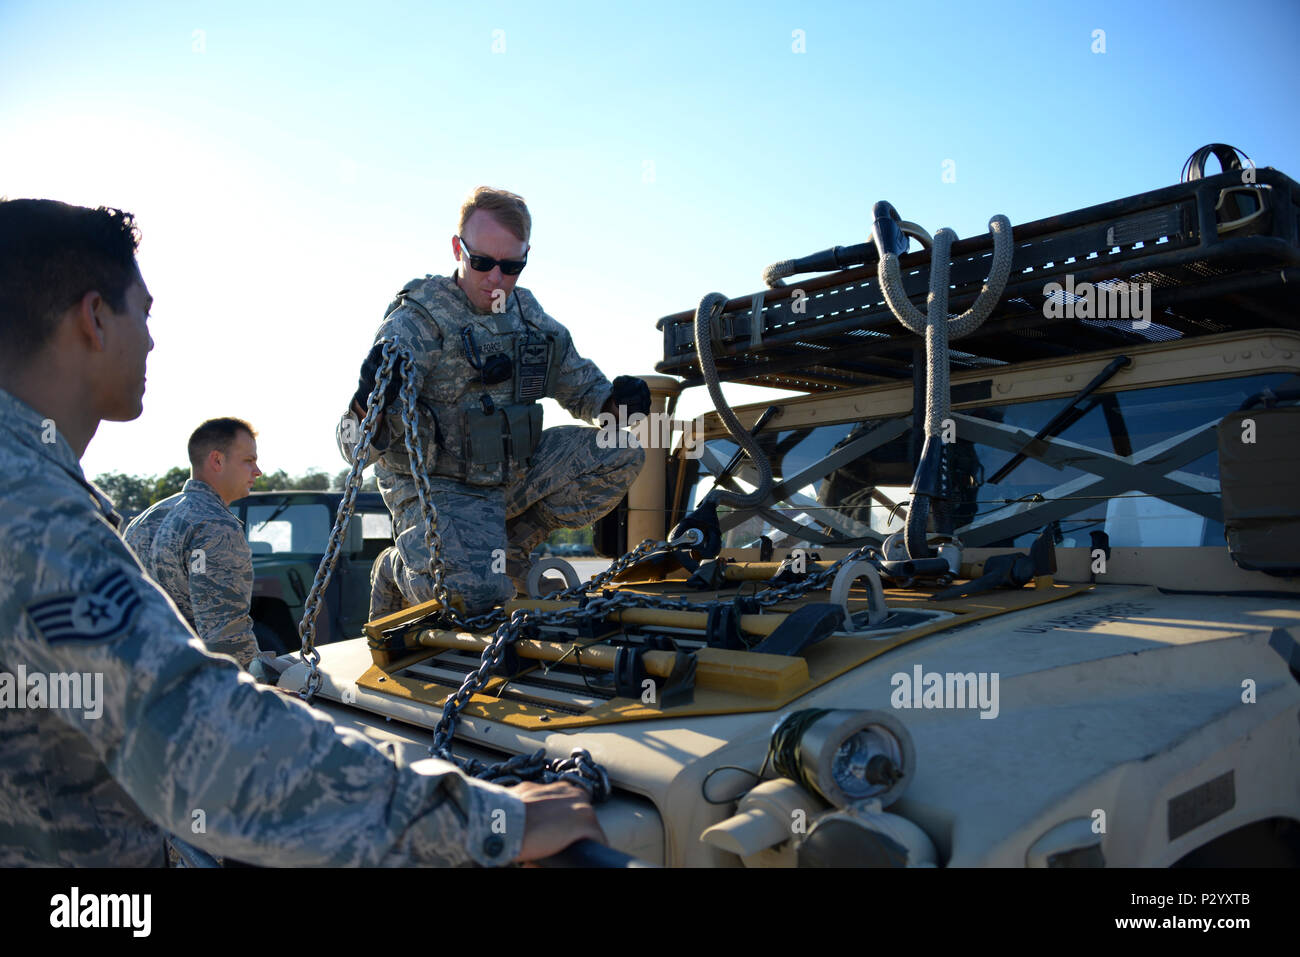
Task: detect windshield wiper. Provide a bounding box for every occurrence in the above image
[252,499,293,534]
[987,356,1131,485]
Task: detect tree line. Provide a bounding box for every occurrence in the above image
[95,468,378,516]
[97,468,593,546]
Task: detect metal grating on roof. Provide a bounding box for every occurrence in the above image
[657,168,1300,392]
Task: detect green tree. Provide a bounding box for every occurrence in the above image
[94,472,154,516]
[98,466,376,505]
[293,470,329,491]
[152,466,189,504]
[252,469,290,491]
[546,525,593,546]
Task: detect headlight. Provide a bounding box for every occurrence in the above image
[769,709,914,808]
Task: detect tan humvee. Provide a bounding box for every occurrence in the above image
[282,148,1300,867]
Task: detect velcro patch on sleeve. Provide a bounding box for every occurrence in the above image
[25,568,142,642]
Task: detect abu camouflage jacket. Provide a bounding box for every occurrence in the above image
[124,479,259,667]
[0,387,526,867]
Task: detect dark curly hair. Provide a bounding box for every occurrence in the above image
[0,198,142,365]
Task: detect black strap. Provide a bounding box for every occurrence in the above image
[1182,143,1248,182]
[931,552,1035,601]
[704,602,745,649]
[661,652,697,707]
[613,642,696,706]
[686,558,730,590]
[751,603,844,656]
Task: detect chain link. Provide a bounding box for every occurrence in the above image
[296,339,402,701]
[427,588,685,798]
[396,356,450,611]
[553,537,661,600]
[457,747,611,802]
[423,537,885,798]
[749,542,882,609]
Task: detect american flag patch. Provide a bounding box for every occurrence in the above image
[26,569,141,642]
[517,374,545,400]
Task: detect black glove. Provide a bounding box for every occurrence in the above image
[609,375,651,418]
[351,342,404,415]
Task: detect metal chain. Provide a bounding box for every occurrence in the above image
[749,542,882,608]
[424,537,884,799]
[296,339,402,700]
[553,537,663,600]
[425,534,706,795]
[428,591,684,798]
[395,348,450,611]
[458,747,612,802]
[423,534,690,635]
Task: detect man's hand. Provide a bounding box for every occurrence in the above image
[336,408,388,465]
[602,375,651,420]
[352,342,405,416]
[512,780,608,863]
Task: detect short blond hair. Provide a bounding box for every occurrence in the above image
[458,187,531,242]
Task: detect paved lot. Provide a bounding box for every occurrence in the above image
[570,557,613,579]
[530,556,612,589]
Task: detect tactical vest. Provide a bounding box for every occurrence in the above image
[389,278,557,487]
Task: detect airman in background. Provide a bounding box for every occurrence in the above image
[124,418,264,668]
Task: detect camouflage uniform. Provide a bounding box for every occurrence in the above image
[353,275,643,616]
[0,386,526,866]
[124,479,260,668]
[369,545,406,621]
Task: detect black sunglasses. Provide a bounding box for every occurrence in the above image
[457,236,528,276]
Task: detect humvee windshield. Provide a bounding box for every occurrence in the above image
[246,503,333,554]
[687,370,1297,552]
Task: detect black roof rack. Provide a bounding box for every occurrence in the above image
[656,167,1300,392]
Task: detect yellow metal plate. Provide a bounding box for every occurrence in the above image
[353,582,1092,730]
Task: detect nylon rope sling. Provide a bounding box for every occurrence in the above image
[871,203,1014,560]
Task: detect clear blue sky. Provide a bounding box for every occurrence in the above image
[3,0,1298,480]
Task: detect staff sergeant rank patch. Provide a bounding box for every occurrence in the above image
[25,569,141,642]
